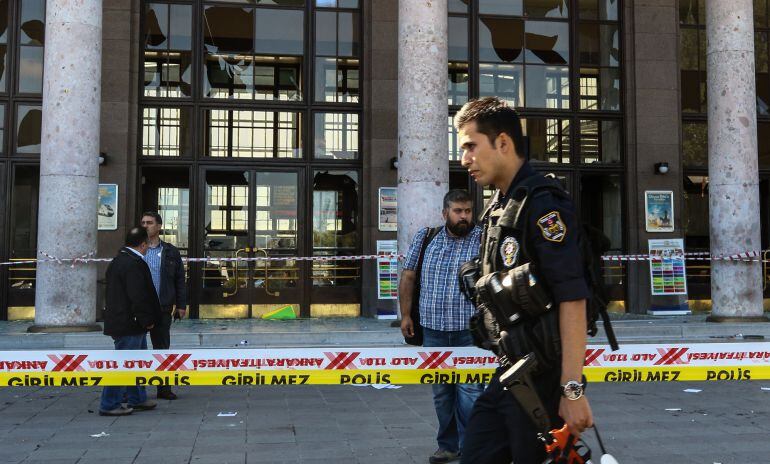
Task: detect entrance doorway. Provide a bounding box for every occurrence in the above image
[197,169,303,319]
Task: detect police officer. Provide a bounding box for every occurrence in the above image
[455,97,593,463]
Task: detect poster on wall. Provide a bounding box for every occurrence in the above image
[645,190,674,232]
[97,184,118,231]
[648,238,688,296]
[378,187,397,232]
[377,240,399,300]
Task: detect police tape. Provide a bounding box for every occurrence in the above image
[0,253,405,267]
[601,250,764,262]
[2,343,770,387]
[1,249,768,267]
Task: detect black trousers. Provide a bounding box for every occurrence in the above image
[461,368,563,464]
[149,309,173,394]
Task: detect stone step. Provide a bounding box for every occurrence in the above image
[0,317,768,350]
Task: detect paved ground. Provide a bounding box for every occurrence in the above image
[0,381,768,464]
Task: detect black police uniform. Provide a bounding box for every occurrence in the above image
[460,162,590,464]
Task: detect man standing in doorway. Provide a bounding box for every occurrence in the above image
[99,227,160,416]
[141,211,187,400]
[399,190,485,464]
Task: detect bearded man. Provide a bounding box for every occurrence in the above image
[399,189,485,464]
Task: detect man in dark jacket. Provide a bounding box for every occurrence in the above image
[141,211,187,400]
[99,227,161,416]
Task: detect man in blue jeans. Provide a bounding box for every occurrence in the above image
[99,227,161,416]
[400,190,485,464]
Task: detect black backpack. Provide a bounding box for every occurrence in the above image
[507,174,619,351]
[404,226,442,346]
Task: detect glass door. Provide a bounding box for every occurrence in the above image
[7,165,38,320]
[198,169,302,318]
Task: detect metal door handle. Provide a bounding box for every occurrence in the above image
[223,248,247,298]
[255,247,279,297]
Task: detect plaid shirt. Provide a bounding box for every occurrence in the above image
[143,243,162,297]
[403,225,481,331]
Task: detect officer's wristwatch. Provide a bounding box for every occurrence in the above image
[560,380,586,401]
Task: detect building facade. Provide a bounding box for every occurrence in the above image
[0,0,765,321]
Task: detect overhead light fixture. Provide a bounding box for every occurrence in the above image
[98,152,108,166]
[654,162,669,175]
[390,156,399,170]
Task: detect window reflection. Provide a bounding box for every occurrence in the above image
[202,6,303,101]
[254,172,298,250]
[142,107,192,157]
[525,117,570,163]
[579,0,619,21]
[449,115,461,161]
[599,67,620,110]
[679,0,702,25]
[0,0,8,43]
[579,68,619,111]
[580,119,621,164]
[0,104,5,152]
[479,63,523,106]
[315,10,360,102]
[449,61,469,106]
[207,0,304,4]
[479,0,523,15]
[313,170,359,287]
[19,0,44,45]
[18,45,42,93]
[449,16,469,105]
[141,167,190,250]
[255,9,303,55]
[315,57,359,103]
[525,65,569,109]
[144,3,192,98]
[757,32,770,115]
[314,112,358,160]
[479,17,524,63]
[757,0,768,27]
[204,171,250,253]
[0,45,6,93]
[316,0,358,7]
[525,0,568,18]
[18,0,43,94]
[682,122,707,167]
[9,165,39,292]
[449,0,470,13]
[525,21,569,64]
[16,104,40,154]
[206,110,302,158]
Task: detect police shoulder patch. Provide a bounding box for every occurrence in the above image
[537,211,567,243]
[500,236,520,268]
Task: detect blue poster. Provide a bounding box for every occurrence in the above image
[645,190,674,233]
[98,184,118,230]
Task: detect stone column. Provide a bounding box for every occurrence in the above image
[397,0,448,259]
[706,0,765,321]
[30,0,103,332]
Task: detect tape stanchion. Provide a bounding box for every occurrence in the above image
[2,343,770,387]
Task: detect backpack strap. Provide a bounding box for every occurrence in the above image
[415,227,442,281]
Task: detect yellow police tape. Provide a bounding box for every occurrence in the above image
[0,365,764,387]
[0,370,495,387]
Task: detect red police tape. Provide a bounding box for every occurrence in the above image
[1,250,769,267]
